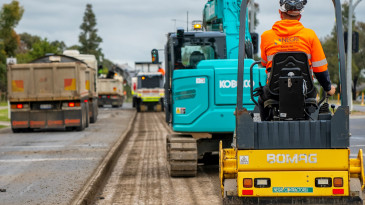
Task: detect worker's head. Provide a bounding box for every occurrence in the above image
[279,0,307,20]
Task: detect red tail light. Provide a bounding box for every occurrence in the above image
[17,104,23,109]
[333,189,344,195]
[133,83,136,91]
[84,99,88,103]
[107,95,110,99]
[68,102,75,107]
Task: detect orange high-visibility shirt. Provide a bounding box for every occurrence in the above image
[260,20,328,73]
[158,68,165,75]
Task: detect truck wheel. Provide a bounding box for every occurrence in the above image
[132,97,136,108]
[76,106,86,131]
[85,108,89,128]
[12,128,32,133]
[136,101,141,112]
[90,106,97,123]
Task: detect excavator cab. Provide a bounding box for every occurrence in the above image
[219,0,365,204]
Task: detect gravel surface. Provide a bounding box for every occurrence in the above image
[95,112,223,205]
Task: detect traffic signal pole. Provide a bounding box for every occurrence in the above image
[347,0,362,111]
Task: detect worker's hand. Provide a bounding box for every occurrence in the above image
[253,83,264,97]
[327,85,336,96]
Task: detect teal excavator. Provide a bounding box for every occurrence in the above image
[164,0,267,177]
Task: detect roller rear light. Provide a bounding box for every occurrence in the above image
[243,178,253,188]
[333,177,343,187]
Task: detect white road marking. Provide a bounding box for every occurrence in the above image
[0,144,107,149]
[350,115,365,119]
[0,157,97,163]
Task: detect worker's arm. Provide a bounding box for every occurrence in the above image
[314,70,331,92]
[311,32,336,95]
[260,35,268,68]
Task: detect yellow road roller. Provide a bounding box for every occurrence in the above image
[219,0,364,204]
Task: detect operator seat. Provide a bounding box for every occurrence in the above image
[264,52,317,120]
[189,51,206,68]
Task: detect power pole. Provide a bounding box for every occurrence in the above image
[172,19,177,31]
[187,11,189,32]
[250,0,255,33]
[347,0,362,111]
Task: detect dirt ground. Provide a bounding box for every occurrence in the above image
[95,112,223,205]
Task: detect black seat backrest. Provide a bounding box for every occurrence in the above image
[268,52,315,98]
[189,51,205,68]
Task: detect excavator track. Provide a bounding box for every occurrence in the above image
[166,134,197,177]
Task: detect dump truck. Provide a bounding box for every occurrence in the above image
[134,72,164,112]
[63,50,98,123]
[219,0,364,204]
[97,76,124,108]
[8,55,91,132]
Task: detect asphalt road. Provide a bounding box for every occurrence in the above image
[349,115,365,157]
[0,104,134,205]
[353,105,365,112]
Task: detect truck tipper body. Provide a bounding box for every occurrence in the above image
[63,50,98,123]
[7,55,91,132]
[97,77,124,107]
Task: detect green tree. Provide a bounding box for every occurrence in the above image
[0,0,24,57]
[16,34,66,63]
[322,2,364,99]
[79,4,103,63]
[29,38,59,59]
[0,0,24,91]
[18,32,41,50]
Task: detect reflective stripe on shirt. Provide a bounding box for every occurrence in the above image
[312,58,328,68]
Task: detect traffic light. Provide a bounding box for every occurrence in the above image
[250,33,259,54]
[151,49,159,64]
[344,31,359,53]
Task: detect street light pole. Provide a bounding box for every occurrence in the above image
[250,0,255,33]
[347,0,362,111]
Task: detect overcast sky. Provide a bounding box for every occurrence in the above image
[6,0,365,67]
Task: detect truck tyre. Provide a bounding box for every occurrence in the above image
[76,105,86,131]
[132,97,136,108]
[85,108,89,128]
[136,100,141,112]
[90,103,97,123]
[12,128,32,133]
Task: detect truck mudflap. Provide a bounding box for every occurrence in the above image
[11,111,29,128]
[11,109,82,129]
[219,142,365,204]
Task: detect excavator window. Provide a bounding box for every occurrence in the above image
[181,45,214,69]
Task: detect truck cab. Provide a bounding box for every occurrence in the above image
[134,72,164,112]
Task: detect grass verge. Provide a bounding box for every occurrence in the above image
[0,108,10,121]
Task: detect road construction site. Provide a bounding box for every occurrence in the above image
[1,104,365,205]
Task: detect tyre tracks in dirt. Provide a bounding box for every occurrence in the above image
[94,112,222,205]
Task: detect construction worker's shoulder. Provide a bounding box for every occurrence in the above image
[261,29,275,38]
[299,27,318,39]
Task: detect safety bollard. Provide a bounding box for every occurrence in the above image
[362,92,364,106]
[337,93,340,105]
